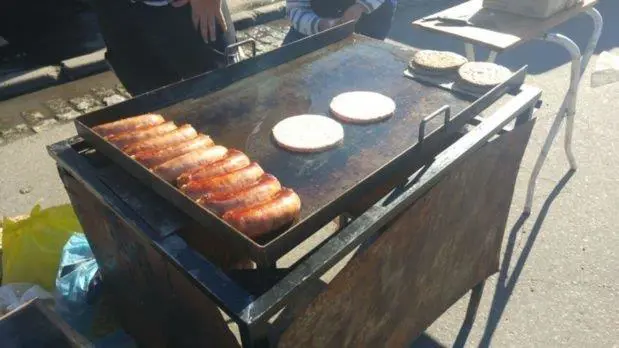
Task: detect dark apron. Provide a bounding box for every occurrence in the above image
[93,0,228,96]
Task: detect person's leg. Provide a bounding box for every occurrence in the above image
[355,0,396,40]
[92,0,178,95]
[282,28,308,46]
[136,4,228,81]
[93,0,228,96]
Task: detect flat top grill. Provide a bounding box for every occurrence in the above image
[157,37,470,222]
[73,24,517,265]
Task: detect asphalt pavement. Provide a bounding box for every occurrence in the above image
[1,0,618,346]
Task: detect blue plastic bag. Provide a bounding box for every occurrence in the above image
[55,235,100,307]
[54,234,135,348]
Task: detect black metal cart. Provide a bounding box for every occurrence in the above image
[48,23,542,347]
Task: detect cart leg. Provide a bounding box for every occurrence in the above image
[564,8,603,169]
[581,8,604,81]
[524,106,567,214]
[524,9,602,213]
[524,34,582,214]
[464,43,476,61]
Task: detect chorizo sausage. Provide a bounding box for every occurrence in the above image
[152,145,228,182]
[198,174,281,215]
[222,189,301,239]
[133,134,214,168]
[177,149,250,186]
[107,121,177,149]
[180,162,264,200]
[124,124,198,155]
[92,114,165,137]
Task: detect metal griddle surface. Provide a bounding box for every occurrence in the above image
[158,37,469,219]
[77,33,473,263]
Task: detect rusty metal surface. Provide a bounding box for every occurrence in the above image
[278,120,535,348]
[60,171,240,348]
[74,30,473,264]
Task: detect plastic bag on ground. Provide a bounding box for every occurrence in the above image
[2,204,81,291]
[591,51,619,88]
[55,234,136,348]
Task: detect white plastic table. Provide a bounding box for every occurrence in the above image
[413,0,603,213]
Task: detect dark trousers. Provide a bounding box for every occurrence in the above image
[93,0,228,96]
[283,0,396,45]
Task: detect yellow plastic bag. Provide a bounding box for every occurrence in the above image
[2,204,82,291]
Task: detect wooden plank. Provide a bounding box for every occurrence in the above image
[413,0,598,52]
[278,120,535,347]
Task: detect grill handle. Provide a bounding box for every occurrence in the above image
[225,39,257,65]
[418,105,451,143]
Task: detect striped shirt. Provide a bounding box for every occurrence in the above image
[286,0,386,36]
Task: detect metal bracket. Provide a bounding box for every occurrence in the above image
[226,39,257,65]
[419,105,451,143]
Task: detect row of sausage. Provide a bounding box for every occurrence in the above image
[92,114,301,239]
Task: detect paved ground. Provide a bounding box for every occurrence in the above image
[1,0,618,346]
[396,1,619,346]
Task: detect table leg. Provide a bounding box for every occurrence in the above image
[465,43,476,61]
[524,8,603,214]
[487,51,498,63]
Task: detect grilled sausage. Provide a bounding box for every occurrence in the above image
[92,114,165,137]
[133,134,214,168]
[222,188,301,239]
[152,146,228,182]
[180,162,264,200]
[124,124,198,155]
[198,174,282,215]
[107,122,177,149]
[177,149,251,186]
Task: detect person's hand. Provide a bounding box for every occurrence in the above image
[171,0,228,42]
[317,18,340,32]
[339,3,367,24]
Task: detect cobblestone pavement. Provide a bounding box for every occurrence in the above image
[0,19,290,147]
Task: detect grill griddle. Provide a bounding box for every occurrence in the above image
[75,24,524,265]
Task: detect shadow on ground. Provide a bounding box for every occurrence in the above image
[389,0,618,75]
[409,170,575,347]
[477,170,574,346]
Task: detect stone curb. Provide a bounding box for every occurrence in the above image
[0,2,287,102]
[61,49,109,81]
[0,66,63,102]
